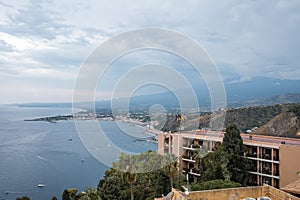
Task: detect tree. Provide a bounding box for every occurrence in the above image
[222,124,249,185]
[98,152,173,200]
[98,168,127,200]
[153,170,171,197]
[15,197,30,200]
[62,190,71,200]
[51,197,58,200]
[193,146,209,177]
[161,154,178,188]
[113,153,140,200]
[202,147,230,181]
[85,188,100,200]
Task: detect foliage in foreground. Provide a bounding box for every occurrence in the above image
[190,179,242,191]
[15,197,30,200]
[59,151,183,200]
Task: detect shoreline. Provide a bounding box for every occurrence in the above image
[24,112,162,142]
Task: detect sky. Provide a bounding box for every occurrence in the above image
[0,0,299,104]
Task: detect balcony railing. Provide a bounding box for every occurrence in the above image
[273,156,279,161]
[273,170,280,176]
[191,168,201,175]
[182,155,195,162]
[261,154,271,160]
[246,152,257,158]
[262,168,272,175]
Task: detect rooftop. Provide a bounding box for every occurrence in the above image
[282,178,300,195]
[174,130,300,147]
[170,185,300,200]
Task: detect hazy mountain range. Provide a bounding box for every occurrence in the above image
[12,77,300,110]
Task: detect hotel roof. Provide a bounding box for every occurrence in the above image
[282,178,300,195]
[174,130,300,147]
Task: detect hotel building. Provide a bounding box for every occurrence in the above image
[157,130,300,189]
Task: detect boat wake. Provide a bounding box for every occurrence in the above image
[36,155,47,161]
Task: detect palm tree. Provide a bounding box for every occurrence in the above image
[193,147,209,176]
[162,154,178,188]
[114,153,140,200]
[124,169,137,200]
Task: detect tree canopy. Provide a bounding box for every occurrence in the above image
[222,124,250,185]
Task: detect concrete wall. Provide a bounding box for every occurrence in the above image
[186,186,265,200]
[170,185,300,200]
[158,133,165,155]
[172,134,182,158]
[279,145,300,188]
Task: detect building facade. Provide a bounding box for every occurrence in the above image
[157,130,300,189]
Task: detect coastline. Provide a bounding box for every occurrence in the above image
[24,112,161,142]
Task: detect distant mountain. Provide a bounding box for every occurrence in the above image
[230,93,300,108]
[9,77,300,110]
[225,77,300,102]
[112,77,300,110]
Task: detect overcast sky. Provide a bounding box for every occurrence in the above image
[0,0,299,104]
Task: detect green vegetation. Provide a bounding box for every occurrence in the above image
[202,146,230,181]
[156,103,300,138]
[224,105,284,131]
[289,103,300,117]
[15,197,30,200]
[59,151,184,200]
[222,124,251,185]
[190,179,242,191]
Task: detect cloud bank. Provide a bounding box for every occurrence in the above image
[0,0,299,103]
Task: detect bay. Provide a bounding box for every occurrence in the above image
[0,106,157,200]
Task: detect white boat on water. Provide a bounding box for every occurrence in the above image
[37,183,45,188]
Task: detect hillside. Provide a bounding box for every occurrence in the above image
[255,112,300,138]
[173,103,300,138]
[255,104,300,138]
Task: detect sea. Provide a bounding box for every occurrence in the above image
[0,106,157,200]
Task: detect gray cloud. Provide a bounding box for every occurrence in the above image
[1,0,72,40]
[0,0,299,103]
[0,39,15,52]
[0,1,12,8]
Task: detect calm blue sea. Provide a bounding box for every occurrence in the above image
[0,106,157,200]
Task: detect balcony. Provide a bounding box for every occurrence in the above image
[261,154,271,160]
[191,168,201,175]
[273,156,279,161]
[261,168,272,175]
[182,155,196,163]
[191,144,200,149]
[273,170,279,176]
[164,148,169,154]
[190,169,201,177]
[246,152,258,158]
